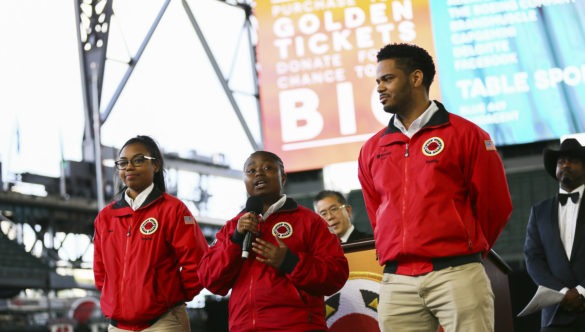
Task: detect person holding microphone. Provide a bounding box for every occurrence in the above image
[198,150,349,332]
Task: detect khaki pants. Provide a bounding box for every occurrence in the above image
[378,262,494,332]
[108,304,191,332]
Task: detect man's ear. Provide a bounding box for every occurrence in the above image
[411,69,424,88]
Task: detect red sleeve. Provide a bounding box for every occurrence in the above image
[286,211,349,296]
[468,130,513,249]
[197,217,244,296]
[358,143,380,232]
[172,204,209,300]
[92,213,105,291]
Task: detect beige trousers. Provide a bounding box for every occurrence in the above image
[378,262,494,332]
[108,304,191,332]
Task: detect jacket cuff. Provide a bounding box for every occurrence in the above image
[231,231,245,246]
[279,249,299,274]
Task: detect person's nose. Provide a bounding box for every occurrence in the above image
[125,162,136,170]
[377,81,385,93]
[324,211,336,220]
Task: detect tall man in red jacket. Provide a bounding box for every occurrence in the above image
[358,43,513,332]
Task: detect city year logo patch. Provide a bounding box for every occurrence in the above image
[272,222,293,239]
[140,218,159,235]
[422,137,445,157]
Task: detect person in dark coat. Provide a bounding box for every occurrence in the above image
[525,138,585,331]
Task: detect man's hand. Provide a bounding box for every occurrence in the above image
[560,288,582,312]
[252,236,288,269]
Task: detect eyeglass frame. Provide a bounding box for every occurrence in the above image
[318,204,347,218]
[114,155,156,170]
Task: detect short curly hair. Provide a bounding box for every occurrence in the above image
[377,43,436,91]
[247,150,285,174]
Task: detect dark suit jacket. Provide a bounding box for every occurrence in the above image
[524,195,585,327]
[345,228,372,243]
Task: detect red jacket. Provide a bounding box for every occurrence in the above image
[93,189,208,330]
[198,198,349,332]
[358,101,512,275]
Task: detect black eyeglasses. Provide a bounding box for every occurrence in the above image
[114,155,156,170]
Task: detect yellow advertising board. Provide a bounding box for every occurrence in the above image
[254,0,438,172]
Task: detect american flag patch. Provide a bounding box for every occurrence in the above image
[184,216,195,224]
[485,140,496,151]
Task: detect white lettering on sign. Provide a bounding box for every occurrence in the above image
[455,72,530,99]
[279,84,390,144]
[279,88,324,142]
[272,3,416,59]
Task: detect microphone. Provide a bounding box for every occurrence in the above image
[242,196,263,259]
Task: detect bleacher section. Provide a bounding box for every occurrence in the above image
[0,232,50,295]
[494,168,558,266]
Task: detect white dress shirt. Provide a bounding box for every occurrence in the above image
[393,101,439,138]
[125,183,155,211]
[339,225,356,243]
[558,184,584,295]
[558,184,584,259]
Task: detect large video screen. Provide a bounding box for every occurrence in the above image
[254,0,585,172]
[430,0,585,145]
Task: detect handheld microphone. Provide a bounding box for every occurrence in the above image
[242,196,263,259]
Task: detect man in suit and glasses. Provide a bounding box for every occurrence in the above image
[525,138,585,331]
[313,190,371,243]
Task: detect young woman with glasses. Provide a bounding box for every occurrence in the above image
[93,135,208,331]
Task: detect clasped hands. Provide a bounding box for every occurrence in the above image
[237,212,288,269]
[560,288,585,312]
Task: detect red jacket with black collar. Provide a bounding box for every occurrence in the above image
[358,101,513,275]
[198,197,349,332]
[93,189,208,330]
